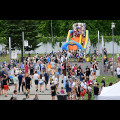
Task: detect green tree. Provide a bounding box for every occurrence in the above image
[2,20,40,56]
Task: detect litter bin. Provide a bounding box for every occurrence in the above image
[96,69,100,77]
[57,94,67,100]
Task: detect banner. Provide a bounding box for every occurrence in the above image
[11,50,17,59]
[24,40,28,47]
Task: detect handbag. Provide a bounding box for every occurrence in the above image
[62,65,64,70]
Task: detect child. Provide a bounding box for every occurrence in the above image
[60,87,65,94]
[72,87,76,100]
[13,74,18,91]
[80,87,86,100]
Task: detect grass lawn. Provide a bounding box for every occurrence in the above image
[0,53,118,63]
[0,54,44,63]
[69,54,117,62]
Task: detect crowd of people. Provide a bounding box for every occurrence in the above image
[0,49,119,100]
[0,48,7,57]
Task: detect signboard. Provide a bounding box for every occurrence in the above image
[11,50,17,59]
[24,40,28,47]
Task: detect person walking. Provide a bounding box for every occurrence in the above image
[18,72,23,93]
[22,74,26,94]
[44,71,49,90]
[39,73,45,92]
[25,73,32,94]
[65,80,71,100]
[30,64,34,78]
[25,62,29,73]
[33,71,39,92]
[51,81,56,100]
[3,74,9,97]
[13,74,18,91]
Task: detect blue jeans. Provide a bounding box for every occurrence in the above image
[58,68,61,75]
[94,95,98,100]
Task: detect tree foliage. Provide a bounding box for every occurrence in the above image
[1,20,120,49]
[2,20,40,53]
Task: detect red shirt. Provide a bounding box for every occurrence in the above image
[74,66,77,73]
[25,65,28,73]
[80,90,86,97]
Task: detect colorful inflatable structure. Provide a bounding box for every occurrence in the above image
[62,23,91,54]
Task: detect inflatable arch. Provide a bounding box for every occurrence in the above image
[62,40,85,54]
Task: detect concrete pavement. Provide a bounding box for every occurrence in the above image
[0,73,64,100]
[0,61,115,100]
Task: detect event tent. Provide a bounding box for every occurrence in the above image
[98,81,120,100]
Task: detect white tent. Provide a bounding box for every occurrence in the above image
[98,81,120,100]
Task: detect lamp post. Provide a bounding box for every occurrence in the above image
[111,22,115,76]
[22,31,24,63]
[98,30,100,60]
[22,31,24,58]
[102,35,104,73]
[9,37,11,62]
[51,20,53,42]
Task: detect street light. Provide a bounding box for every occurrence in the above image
[98,30,100,60]
[51,20,53,42]
[111,22,115,76]
[9,37,11,62]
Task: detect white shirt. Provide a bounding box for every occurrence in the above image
[117,67,120,75]
[88,86,92,92]
[39,77,45,83]
[81,82,87,89]
[15,68,19,75]
[33,73,39,80]
[61,57,64,63]
[54,77,58,85]
[72,82,76,87]
[110,66,113,72]
[52,75,55,81]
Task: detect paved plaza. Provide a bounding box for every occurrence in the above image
[0,61,114,100]
[0,72,63,100]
